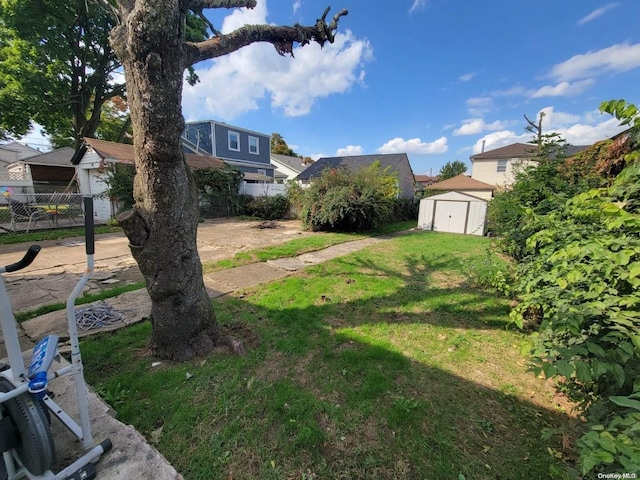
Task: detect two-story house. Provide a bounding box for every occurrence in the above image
[470,142,588,188]
[182,121,273,182]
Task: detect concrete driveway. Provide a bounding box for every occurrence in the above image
[1,217,317,313]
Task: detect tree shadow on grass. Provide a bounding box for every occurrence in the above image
[82,234,578,480]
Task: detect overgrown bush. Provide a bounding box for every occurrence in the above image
[193,165,244,218]
[391,197,419,221]
[511,162,640,475]
[506,100,640,476]
[101,163,135,210]
[301,162,399,232]
[286,180,306,219]
[241,194,290,220]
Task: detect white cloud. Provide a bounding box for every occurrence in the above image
[409,0,427,14]
[472,131,531,154]
[293,0,301,14]
[536,106,581,129]
[459,72,476,82]
[466,96,493,116]
[537,107,626,144]
[578,3,620,25]
[335,145,363,156]
[377,136,448,155]
[182,1,373,120]
[549,42,640,81]
[531,79,594,98]
[560,118,625,145]
[453,119,505,136]
[471,106,628,155]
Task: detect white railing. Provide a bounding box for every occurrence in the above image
[0,171,30,181]
[239,182,287,197]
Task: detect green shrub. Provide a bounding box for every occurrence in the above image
[301,162,398,232]
[511,161,640,476]
[503,100,640,476]
[241,194,290,220]
[194,165,244,218]
[391,198,419,221]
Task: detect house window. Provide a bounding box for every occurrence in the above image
[249,136,259,155]
[496,159,507,173]
[228,131,240,151]
[257,169,267,176]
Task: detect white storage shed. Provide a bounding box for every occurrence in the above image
[418,191,487,236]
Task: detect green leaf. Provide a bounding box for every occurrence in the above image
[542,362,556,379]
[607,363,626,388]
[575,361,592,383]
[556,360,574,378]
[610,396,640,412]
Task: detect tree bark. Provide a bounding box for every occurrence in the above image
[109,0,347,361]
[111,1,218,361]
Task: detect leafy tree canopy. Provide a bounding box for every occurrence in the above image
[0,0,207,148]
[270,133,300,157]
[438,160,467,180]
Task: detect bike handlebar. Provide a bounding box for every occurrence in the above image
[4,245,41,273]
[83,196,95,255]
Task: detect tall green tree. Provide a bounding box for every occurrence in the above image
[270,132,300,157]
[111,1,348,361]
[438,160,467,180]
[0,0,123,148]
[0,0,207,148]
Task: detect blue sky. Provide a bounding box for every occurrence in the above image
[18,1,640,176]
[182,0,640,175]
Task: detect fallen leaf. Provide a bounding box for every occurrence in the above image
[150,426,163,443]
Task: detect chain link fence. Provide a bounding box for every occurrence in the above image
[0,193,87,234]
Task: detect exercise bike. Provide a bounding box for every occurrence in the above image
[0,196,111,479]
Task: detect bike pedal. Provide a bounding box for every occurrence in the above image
[64,462,96,480]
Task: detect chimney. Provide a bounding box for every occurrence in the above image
[481,140,486,153]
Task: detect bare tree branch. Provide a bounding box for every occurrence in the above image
[185,0,257,10]
[184,7,348,66]
[524,111,545,144]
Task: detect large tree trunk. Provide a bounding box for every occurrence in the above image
[111,2,218,361]
[108,0,347,361]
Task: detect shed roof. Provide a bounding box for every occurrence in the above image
[80,138,226,170]
[427,174,495,191]
[421,191,488,203]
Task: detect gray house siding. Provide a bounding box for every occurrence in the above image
[182,121,273,179]
[212,123,270,165]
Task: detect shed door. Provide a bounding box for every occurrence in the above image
[433,200,468,234]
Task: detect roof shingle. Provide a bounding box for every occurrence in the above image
[83,138,226,170]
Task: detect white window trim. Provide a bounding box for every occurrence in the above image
[257,168,267,176]
[248,136,259,155]
[228,131,240,151]
[496,159,507,173]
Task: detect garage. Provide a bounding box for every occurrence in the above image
[417,191,488,236]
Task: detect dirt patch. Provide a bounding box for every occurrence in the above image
[95,218,315,295]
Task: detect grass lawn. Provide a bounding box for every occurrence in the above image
[81,231,576,480]
[202,220,416,273]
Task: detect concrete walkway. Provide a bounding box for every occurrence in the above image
[0,224,413,479]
